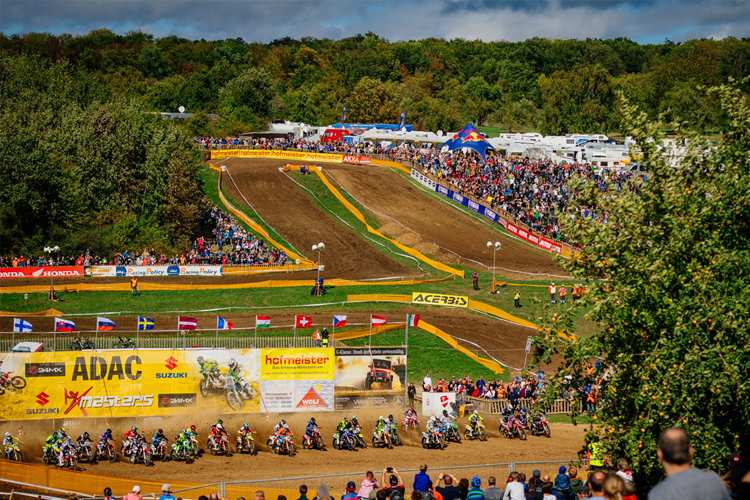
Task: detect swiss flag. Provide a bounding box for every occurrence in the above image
[295,315,313,328]
[296,387,328,408]
[370,315,387,326]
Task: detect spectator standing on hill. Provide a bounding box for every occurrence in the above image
[514,289,521,308]
[415,465,431,492]
[408,383,416,406]
[648,428,731,500]
[473,272,480,291]
[131,277,140,297]
[256,491,266,500]
[458,478,471,500]
[603,475,626,500]
[467,477,485,500]
[160,485,176,500]
[103,488,115,500]
[542,483,555,500]
[485,477,503,500]
[549,283,557,304]
[359,472,379,500]
[503,472,526,500]
[437,474,460,500]
[423,373,433,392]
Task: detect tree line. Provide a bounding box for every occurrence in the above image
[2,30,749,135]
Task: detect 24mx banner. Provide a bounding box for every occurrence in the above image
[0,348,334,420]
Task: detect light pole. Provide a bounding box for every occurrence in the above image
[44,245,60,300]
[312,242,325,281]
[486,241,501,293]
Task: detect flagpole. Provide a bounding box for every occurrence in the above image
[254,322,257,348]
[405,314,409,348]
[215,317,219,350]
[368,315,372,347]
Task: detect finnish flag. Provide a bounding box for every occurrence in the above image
[13,318,33,333]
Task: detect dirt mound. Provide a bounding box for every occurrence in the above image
[324,165,563,277]
[222,158,414,280]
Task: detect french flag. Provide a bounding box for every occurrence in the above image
[333,315,347,328]
[54,318,75,332]
[217,316,234,330]
[96,317,116,331]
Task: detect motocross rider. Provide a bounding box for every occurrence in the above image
[210,420,228,449]
[98,429,113,450]
[77,431,91,445]
[272,419,292,447]
[426,416,442,435]
[122,426,138,454]
[3,432,17,459]
[469,410,484,434]
[405,404,418,418]
[374,415,388,438]
[238,422,254,446]
[387,414,398,432]
[58,436,75,466]
[335,417,351,442]
[152,429,168,448]
[175,429,191,453]
[44,431,60,458]
[196,355,219,382]
[305,417,318,443]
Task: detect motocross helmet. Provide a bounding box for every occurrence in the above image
[197,356,204,364]
[228,358,238,369]
[216,423,224,431]
[410,405,416,412]
[4,432,10,438]
[105,429,112,437]
[343,417,350,423]
[218,419,224,425]
[443,410,448,416]
[310,417,316,425]
[190,425,196,432]
[281,419,286,425]
[243,422,249,428]
[182,430,190,437]
[83,431,90,438]
[474,410,479,416]
[60,428,67,436]
[389,414,394,421]
[131,426,138,432]
[157,429,164,436]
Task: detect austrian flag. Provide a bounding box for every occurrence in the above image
[295,315,313,328]
[370,315,387,327]
[178,316,197,330]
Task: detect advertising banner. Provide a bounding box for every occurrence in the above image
[410,169,437,190]
[411,291,469,308]
[211,149,344,163]
[0,266,84,280]
[83,265,223,277]
[506,222,562,254]
[422,391,456,416]
[0,348,335,420]
[342,155,371,165]
[334,347,407,410]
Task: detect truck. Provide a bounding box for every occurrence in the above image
[365,358,395,390]
[321,128,350,143]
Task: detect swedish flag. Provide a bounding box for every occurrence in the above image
[137,317,155,330]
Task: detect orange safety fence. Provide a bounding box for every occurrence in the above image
[213,164,313,265]
[418,320,504,374]
[347,293,413,303]
[0,309,63,317]
[369,158,412,174]
[210,149,344,163]
[223,264,318,274]
[312,167,464,278]
[0,459,214,497]
[333,322,406,341]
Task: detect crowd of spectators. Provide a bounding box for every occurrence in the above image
[1,201,288,269]
[421,373,545,404]
[194,136,387,156]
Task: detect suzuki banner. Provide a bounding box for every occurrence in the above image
[83,265,223,277]
[0,348,334,420]
[334,347,407,410]
[0,266,84,279]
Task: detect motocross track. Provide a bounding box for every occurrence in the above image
[1,410,587,485]
[323,163,564,278]
[221,158,415,280]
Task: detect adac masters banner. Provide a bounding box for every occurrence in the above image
[0,348,333,420]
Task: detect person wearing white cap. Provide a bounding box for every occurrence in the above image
[124,486,142,500]
[160,484,176,500]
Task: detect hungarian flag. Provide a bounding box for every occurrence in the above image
[256,316,270,328]
[407,314,420,327]
[370,315,387,327]
[54,318,75,332]
[295,315,313,328]
[333,315,347,327]
[217,316,233,330]
[178,316,197,330]
[96,317,116,331]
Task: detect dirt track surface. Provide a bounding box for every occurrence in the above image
[324,164,563,277]
[4,410,586,485]
[222,158,415,280]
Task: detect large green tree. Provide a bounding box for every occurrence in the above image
[535,82,750,489]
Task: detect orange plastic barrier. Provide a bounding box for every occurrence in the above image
[418,320,504,374]
[347,293,412,304]
[211,149,344,163]
[333,322,406,340]
[0,308,63,317]
[0,459,213,496]
[369,158,412,174]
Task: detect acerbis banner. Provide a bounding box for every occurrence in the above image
[83,265,223,277]
[0,266,84,280]
[411,291,469,308]
[0,348,334,420]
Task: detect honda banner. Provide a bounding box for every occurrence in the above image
[0,266,84,279]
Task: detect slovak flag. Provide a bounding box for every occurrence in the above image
[178,316,198,330]
[217,316,234,330]
[54,318,75,332]
[96,317,116,331]
[333,315,347,328]
[13,318,33,333]
[370,315,387,327]
[295,315,313,328]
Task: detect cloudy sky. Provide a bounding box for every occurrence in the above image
[2,0,749,44]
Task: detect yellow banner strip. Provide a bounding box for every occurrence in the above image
[214,164,313,264]
[312,167,464,278]
[0,308,63,317]
[369,158,412,174]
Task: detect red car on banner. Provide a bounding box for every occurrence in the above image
[0,266,85,279]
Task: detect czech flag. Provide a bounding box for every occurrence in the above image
[217,316,234,330]
[333,315,347,328]
[370,315,387,327]
[295,315,313,328]
[13,318,33,333]
[96,317,116,331]
[138,317,155,330]
[54,318,75,332]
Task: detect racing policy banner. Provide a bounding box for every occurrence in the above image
[0,348,334,420]
[84,265,223,277]
[334,347,407,410]
[0,266,84,279]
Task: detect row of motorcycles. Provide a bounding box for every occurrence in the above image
[500,410,551,440]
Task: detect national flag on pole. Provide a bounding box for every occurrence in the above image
[138,317,155,330]
[407,314,420,327]
[54,318,75,332]
[217,317,234,330]
[333,315,347,328]
[256,316,271,328]
[295,315,313,328]
[370,315,387,327]
[13,318,32,333]
[96,317,116,331]
[178,316,198,330]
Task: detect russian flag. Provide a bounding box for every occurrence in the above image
[96,317,116,331]
[333,315,347,328]
[54,318,75,332]
[217,316,234,330]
